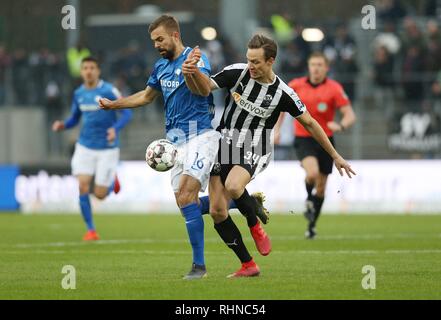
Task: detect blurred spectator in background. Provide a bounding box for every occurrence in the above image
[401,44,425,109]
[292,24,311,64]
[280,41,308,75]
[400,18,427,110]
[0,44,11,106]
[425,19,441,73]
[376,0,407,23]
[113,75,132,98]
[29,48,49,105]
[400,17,425,52]
[373,20,401,55]
[67,42,90,86]
[111,41,147,94]
[431,70,441,100]
[372,20,401,116]
[271,13,294,45]
[202,39,226,74]
[373,46,395,88]
[373,46,396,116]
[45,80,63,154]
[425,0,441,17]
[202,39,227,109]
[29,48,65,106]
[322,24,358,100]
[220,37,242,65]
[11,48,29,105]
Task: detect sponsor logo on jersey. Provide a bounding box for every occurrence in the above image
[318,102,328,112]
[290,91,306,112]
[79,104,100,112]
[261,94,273,108]
[197,59,205,68]
[161,79,181,89]
[232,92,269,118]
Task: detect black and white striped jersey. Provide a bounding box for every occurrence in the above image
[211,63,306,154]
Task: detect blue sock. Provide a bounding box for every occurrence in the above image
[181,203,205,266]
[79,194,95,231]
[107,180,115,195]
[198,196,237,215]
[198,196,210,215]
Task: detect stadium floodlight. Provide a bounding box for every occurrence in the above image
[201,27,217,41]
[302,28,325,42]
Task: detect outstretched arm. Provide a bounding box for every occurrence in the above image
[99,86,160,110]
[297,111,356,178]
[52,98,81,131]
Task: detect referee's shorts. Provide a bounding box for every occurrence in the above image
[294,136,335,175]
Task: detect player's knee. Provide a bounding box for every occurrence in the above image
[209,207,228,224]
[224,181,244,199]
[79,183,90,195]
[94,191,107,200]
[305,171,319,184]
[316,185,326,197]
[177,189,198,208]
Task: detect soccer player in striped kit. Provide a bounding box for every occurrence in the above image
[183,35,355,277]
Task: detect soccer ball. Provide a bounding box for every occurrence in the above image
[145,139,177,172]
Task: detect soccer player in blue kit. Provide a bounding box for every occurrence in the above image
[100,15,268,279]
[52,57,132,241]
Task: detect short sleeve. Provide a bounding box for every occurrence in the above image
[147,63,162,92]
[279,88,307,118]
[333,82,350,108]
[197,52,211,76]
[108,86,122,100]
[210,63,247,89]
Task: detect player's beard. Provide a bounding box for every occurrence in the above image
[160,44,176,60]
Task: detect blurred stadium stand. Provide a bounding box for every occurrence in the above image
[0,0,440,166]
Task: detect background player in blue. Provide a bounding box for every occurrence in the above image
[52,56,132,241]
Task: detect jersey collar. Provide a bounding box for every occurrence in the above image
[306,77,327,88]
[81,79,104,91]
[173,47,191,62]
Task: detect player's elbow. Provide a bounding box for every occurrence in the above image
[143,96,153,105]
[198,88,211,97]
[351,112,357,124]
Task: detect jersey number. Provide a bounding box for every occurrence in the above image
[191,152,205,170]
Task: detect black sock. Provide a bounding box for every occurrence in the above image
[233,189,258,228]
[305,181,314,198]
[214,215,252,263]
[311,195,324,227]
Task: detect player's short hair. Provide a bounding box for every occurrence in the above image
[81,56,100,67]
[148,14,180,34]
[308,52,329,65]
[247,34,278,61]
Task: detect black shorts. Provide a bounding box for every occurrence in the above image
[294,136,335,175]
[210,140,271,186]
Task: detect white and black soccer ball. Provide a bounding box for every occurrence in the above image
[145,139,177,172]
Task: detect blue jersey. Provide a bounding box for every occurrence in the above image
[147,47,214,144]
[64,80,132,149]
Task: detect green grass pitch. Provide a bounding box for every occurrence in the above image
[0,213,440,299]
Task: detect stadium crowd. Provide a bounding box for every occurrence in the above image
[0,1,441,124]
